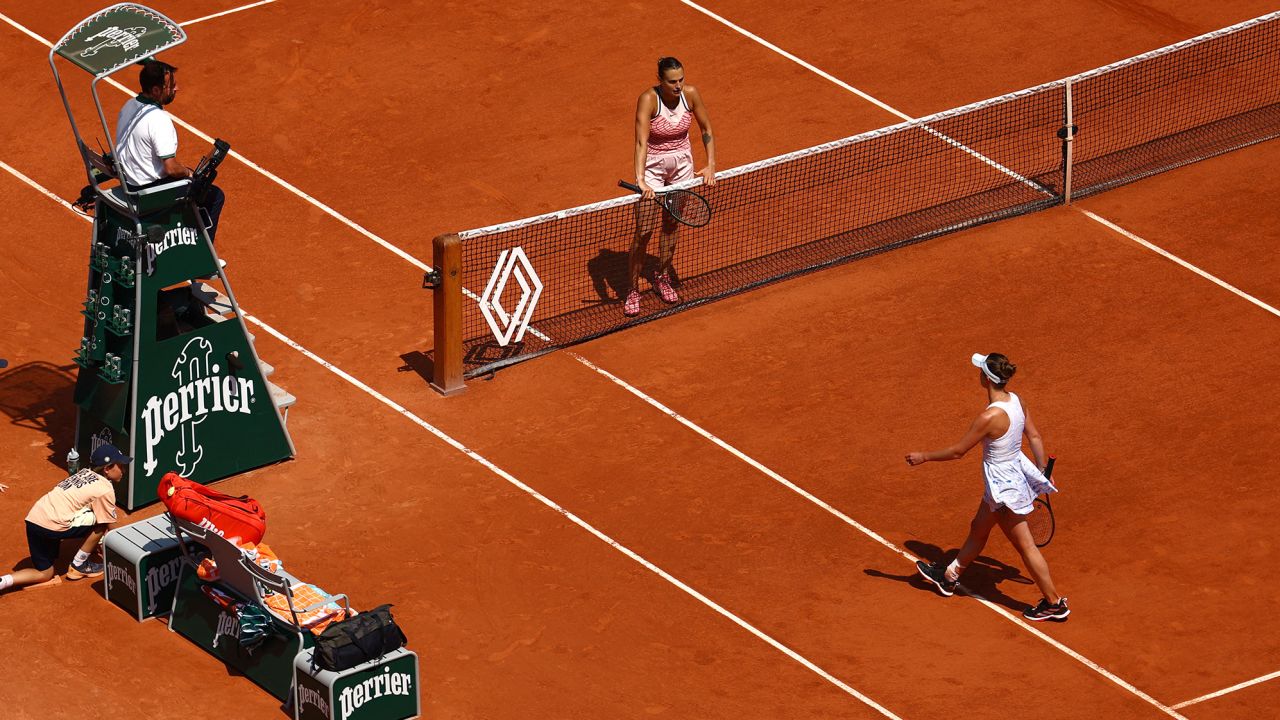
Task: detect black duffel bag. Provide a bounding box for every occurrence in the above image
[313,604,408,672]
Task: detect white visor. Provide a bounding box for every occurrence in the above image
[971,353,1003,384]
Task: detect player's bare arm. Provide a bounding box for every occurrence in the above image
[684,85,716,185]
[1022,406,1047,469]
[634,90,657,198]
[906,408,999,465]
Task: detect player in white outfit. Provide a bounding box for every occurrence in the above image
[905,353,1069,621]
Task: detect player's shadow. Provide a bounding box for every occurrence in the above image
[585,249,682,303]
[863,539,1034,613]
[0,360,78,471]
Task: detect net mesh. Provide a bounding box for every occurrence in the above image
[450,12,1280,377]
[1070,15,1280,197]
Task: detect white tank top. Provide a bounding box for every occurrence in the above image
[982,392,1025,464]
[979,392,1056,514]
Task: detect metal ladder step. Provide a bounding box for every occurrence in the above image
[266,380,296,422]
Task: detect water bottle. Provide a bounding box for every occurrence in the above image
[67,447,80,474]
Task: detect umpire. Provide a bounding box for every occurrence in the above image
[114,60,226,242]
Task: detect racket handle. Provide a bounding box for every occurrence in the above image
[619,180,642,193]
[1043,455,1056,479]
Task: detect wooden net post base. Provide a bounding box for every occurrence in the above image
[430,234,465,396]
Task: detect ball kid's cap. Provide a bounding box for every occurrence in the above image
[970,353,1003,384]
[90,443,133,467]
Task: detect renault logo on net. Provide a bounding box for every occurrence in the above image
[479,247,543,347]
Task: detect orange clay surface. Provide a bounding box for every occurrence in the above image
[2,1,1279,718]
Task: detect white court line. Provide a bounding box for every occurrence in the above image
[0,160,78,211]
[1,159,902,720]
[4,6,1259,712]
[180,0,277,27]
[0,11,432,274]
[7,152,1175,719]
[678,0,909,122]
[1173,669,1280,709]
[572,355,1188,719]
[676,0,1041,192]
[242,311,902,720]
[1081,210,1280,319]
[675,0,1280,320]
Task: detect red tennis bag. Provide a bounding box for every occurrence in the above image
[158,472,267,544]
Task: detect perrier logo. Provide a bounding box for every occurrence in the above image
[79,26,147,58]
[141,337,257,477]
[338,666,415,720]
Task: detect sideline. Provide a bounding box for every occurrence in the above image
[180,0,277,27]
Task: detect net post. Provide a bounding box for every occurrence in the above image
[1061,79,1076,204]
[430,233,466,396]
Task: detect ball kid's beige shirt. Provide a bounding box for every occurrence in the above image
[25,469,119,531]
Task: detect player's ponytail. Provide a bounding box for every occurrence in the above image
[986,353,1017,387]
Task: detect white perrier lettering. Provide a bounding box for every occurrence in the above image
[297,686,329,716]
[147,226,200,265]
[339,666,413,720]
[141,375,255,476]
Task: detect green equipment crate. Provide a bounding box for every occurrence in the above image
[102,514,192,621]
[293,648,421,720]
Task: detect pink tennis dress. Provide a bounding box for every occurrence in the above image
[981,393,1057,514]
[644,88,695,188]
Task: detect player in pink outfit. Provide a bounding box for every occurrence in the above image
[625,57,716,317]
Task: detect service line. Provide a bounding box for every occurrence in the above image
[1172,669,1280,709]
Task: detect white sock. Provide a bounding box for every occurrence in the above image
[73,549,91,565]
[945,559,964,583]
[0,574,12,591]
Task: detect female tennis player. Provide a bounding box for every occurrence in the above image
[905,353,1068,621]
[624,56,716,317]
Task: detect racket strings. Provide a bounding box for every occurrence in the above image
[662,190,712,227]
[1028,497,1054,547]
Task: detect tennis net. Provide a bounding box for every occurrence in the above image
[437,11,1279,380]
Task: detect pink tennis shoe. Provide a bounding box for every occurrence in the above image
[623,289,641,317]
[655,272,679,304]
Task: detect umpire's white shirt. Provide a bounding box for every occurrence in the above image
[114,96,178,186]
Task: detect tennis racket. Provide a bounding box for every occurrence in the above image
[619,180,712,227]
[1029,456,1056,548]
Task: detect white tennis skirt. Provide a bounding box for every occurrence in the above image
[982,454,1057,515]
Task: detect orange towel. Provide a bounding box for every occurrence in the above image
[262,582,350,635]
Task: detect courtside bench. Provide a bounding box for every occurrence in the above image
[163,516,420,719]
[102,514,193,622]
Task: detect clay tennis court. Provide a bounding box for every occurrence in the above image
[2,1,1279,718]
